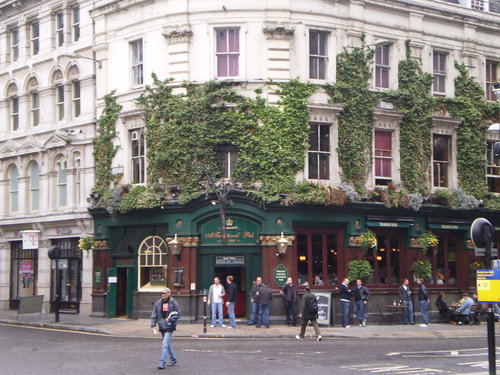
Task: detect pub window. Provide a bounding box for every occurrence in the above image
[374,130,392,185]
[487,141,500,193]
[433,134,450,188]
[430,235,457,285]
[308,123,330,180]
[296,229,339,287]
[10,242,38,307]
[138,236,168,290]
[366,233,400,285]
[50,239,82,304]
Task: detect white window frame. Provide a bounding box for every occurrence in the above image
[131,129,145,184]
[433,51,447,95]
[57,161,67,207]
[374,130,393,185]
[307,123,331,180]
[56,83,64,121]
[214,27,243,80]
[72,6,80,42]
[30,163,40,211]
[486,60,499,102]
[432,134,451,188]
[9,165,19,213]
[31,21,40,56]
[72,80,80,118]
[375,44,390,89]
[56,11,64,47]
[130,39,144,87]
[31,91,39,126]
[138,236,168,291]
[309,30,329,81]
[11,28,19,62]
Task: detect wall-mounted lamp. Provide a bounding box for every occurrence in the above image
[168,234,183,258]
[277,232,290,257]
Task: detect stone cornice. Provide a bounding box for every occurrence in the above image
[162,29,193,44]
[262,25,295,40]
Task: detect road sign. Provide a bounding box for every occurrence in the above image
[476,269,500,303]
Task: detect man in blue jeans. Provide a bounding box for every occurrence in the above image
[399,278,414,325]
[353,279,370,327]
[257,281,273,328]
[208,276,226,327]
[151,288,180,369]
[340,278,352,328]
[247,276,262,325]
[417,277,430,327]
[226,275,237,328]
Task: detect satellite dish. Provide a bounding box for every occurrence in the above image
[47,246,62,260]
[470,218,493,248]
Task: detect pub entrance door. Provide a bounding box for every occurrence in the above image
[214,265,245,317]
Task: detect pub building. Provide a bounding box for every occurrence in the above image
[89,191,499,324]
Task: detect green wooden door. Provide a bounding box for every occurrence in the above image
[106,268,117,318]
[126,267,136,318]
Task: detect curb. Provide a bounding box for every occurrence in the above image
[0,319,113,335]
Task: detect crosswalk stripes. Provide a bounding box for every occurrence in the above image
[340,363,451,374]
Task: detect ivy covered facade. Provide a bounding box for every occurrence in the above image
[88,0,500,322]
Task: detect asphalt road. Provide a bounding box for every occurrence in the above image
[0,323,497,375]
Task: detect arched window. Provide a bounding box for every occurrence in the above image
[138,236,168,290]
[53,70,64,121]
[27,77,39,127]
[30,163,40,211]
[57,161,67,207]
[7,83,19,130]
[9,165,19,212]
[68,66,80,118]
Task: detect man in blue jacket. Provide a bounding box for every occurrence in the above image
[151,288,181,369]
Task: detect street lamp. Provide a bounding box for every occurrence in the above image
[277,232,290,256]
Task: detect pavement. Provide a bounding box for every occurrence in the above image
[0,310,497,340]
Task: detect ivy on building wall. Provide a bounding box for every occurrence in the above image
[136,74,315,203]
[93,91,122,195]
[325,36,378,191]
[384,41,435,193]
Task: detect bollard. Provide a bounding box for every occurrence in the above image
[203,295,207,333]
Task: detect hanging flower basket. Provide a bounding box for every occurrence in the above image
[410,258,432,281]
[420,231,439,256]
[347,259,374,281]
[359,230,377,252]
[78,237,95,253]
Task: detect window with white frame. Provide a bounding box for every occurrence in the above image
[30,162,40,211]
[138,236,168,290]
[72,6,80,42]
[131,39,143,86]
[9,165,19,212]
[11,28,19,62]
[74,155,81,205]
[486,60,499,102]
[57,161,67,207]
[56,11,64,47]
[375,45,390,89]
[216,28,240,78]
[487,141,500,193]
[374,130,392,185]
[56,84,64,121]
[28,78,39,127]
[72,80,80,118]
[433,52,447,95]
[131,129,145,184]
[308,123,330,180]
[7,84,19,131]
[31,21,39,56]
[433,134,450,188]
[217,145,238,179]
[309,30,328,80]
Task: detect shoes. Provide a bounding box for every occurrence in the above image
[362,319,366,327]
[295,335,303,340]
[247,322,255,325]
[256,325,261,328]
[210,325,215,328]
[419,324,429,328]
[359,323,363,327]
[265,326,270,328]
[457,321,463,325]
[221,324,226,328]
[167,360,177,367]
[157,364,165,370]
[317,335,322,341]
[227,326,234,329]
[344,325,350,328]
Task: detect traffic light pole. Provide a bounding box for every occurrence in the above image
[485,237,496,375]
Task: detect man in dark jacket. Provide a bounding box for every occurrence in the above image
[248,276,262,325]
[256,282,273,328]
[353,279,370,327]
[281,277,298,326]
[295,287,321,341]
[226,275,237,329]
[417,277,430,327]
[399,278,414,325]
[340,278,352,328]
[151,288,181,369]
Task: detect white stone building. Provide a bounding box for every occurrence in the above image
[0,0,96,315]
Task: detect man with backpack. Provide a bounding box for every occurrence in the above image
[295,286,322,341]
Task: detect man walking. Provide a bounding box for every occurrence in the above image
[281,277,298,326]
[417,277,430,327]
[226,275,237,329]
[208,276,226,327]
[257,281,273,328]
[353,279,370,327]
[399,278,414,325]
[247,276,262,325]
[340,278,352,328]
[295,286,322,341]
[151,288,180,369]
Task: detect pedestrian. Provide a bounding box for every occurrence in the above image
[226,275,237,329]
[340,277,352,328]
[150,288,180,369]
[207,276,226,328]
[454,292,476,325]
[417,277,430,327]
[257,281,273,328]
[399,278,414,325]
[353,279,370,327]
[247,276,262,325]
[281,277,298,326]
[295,286,322,341]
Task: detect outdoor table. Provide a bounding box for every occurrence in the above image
[384,304,407,324]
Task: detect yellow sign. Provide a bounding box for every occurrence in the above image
[476,269,500,303]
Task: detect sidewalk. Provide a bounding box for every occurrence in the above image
[0,310,496,340]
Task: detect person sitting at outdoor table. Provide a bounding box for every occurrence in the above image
[454,292,476,325]
[435,292,452,322]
